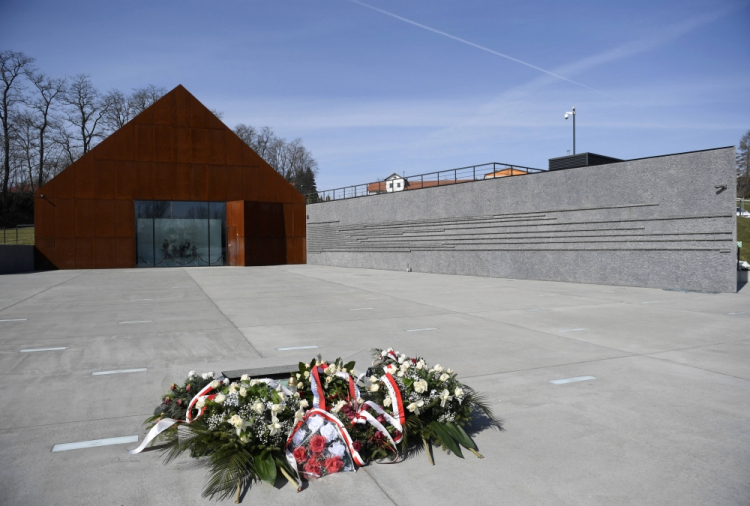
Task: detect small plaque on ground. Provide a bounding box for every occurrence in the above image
[222,364,297,381]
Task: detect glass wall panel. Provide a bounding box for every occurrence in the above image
[209,202,227,265]
[135,201,154,267]
[135,200,227,268]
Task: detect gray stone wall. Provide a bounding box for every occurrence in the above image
[306,147,737,293]
[0,245,35,275]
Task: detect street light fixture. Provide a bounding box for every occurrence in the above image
[564,106,576,155]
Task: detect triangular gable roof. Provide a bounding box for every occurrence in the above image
[36,84,304,204]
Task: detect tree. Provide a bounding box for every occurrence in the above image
[63,74,110,155]
[27,72,65,188]
[0,50,35,211]
[103,85,166,132]
[738,129,750,198]
[233,123,319,190]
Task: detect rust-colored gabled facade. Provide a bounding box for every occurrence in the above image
[34,85,306,269]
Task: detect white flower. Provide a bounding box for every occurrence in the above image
[397,354,406,364]
[416,359,426,370]
[299,399,309,409]
[267,417,282,436]
[240,374,249,381]
[368,383,380,392]
[396,371,405,377]
[406,400,424,414]
[304,371,310,378]
[228,383,238,393]
[239,433,250,443]
[195,398,205,409]
[439,389,453,407]
[201,373,209,380]
[433,364,444,373]
[320,422,338,442]
[296,373,301,379]
[324,365,335,375]
[271,404,283,414]
[413,379,429,394]
[214,393,226,404]
[239,387,247,397]
[188,370,196,378]
[454,387,464,398]
[305,363,310,369]
[328,442,346,457]
[306,415,324,433]
[249,379,259,386]
[369,375,379,384]
[356,397,364,404]
[330,400,347,413]
[292,428,306,446]
[222,378,230,385]
[210,380,220,389]
[252,401,265,414]
[385,364,397,374]
[228,414,244,428]
[439,373,450,382]
[294,409,305,422]
[383,397,392,407]
[447,368,453,374]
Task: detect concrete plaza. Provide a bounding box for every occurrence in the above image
[0,265,748,505]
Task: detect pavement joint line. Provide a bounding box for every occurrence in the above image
[550,375,596,385]
[727,312,746,315]
[641,301,661,304]
[92,368,148,376]
[460,354,636,381]
[277,345,318,351]
[51,435,139,452]
[0,318,26,322]
[118,320,152,324]
[20,347,67,352]
[366,297,388,299]
[184,269,264,359]
[558,328,586,332]
[0,272,84,314]
[129,298,154,301]
[405,327,438,332]
[349,307,375,311]
[526,308,548,312]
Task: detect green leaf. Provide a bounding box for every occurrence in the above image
[445,422,476,450]
[429,422,463,458]
[344,361,356,372]
[254,453,277,485]
[299,362,306,373]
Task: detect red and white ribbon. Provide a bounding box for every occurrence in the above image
[381,373,406,430]
[310,365,359,411]
[352,401,403,446]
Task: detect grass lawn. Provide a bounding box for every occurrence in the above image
[0,226,34,245]
[738,217,750,263]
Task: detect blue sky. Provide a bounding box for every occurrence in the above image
[2,0,749,190]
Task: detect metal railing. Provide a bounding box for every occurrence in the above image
[1,225,34,245]
[306,162,544,204]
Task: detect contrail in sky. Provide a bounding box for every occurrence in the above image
[348,0,622,101]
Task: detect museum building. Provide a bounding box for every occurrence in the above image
[34,85,306,269]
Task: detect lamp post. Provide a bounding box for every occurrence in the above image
[564,106,576,155]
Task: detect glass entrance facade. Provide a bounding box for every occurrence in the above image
[135,201,227,267]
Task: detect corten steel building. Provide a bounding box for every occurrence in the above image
[33,85,306,269]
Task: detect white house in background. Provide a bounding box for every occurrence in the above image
[384,173,407,193]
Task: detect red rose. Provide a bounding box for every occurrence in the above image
[293,446,307,463]
[303,460,322,477]
[340,404,351,413]
[376,414,386,424]
[373,431,385,442]
[393,430,402,439]
[164,397,171,405]
[345,411,356,421]
[185,384,191,393]
[176,398,183,407]
[351,441,362,451]
[324,456,344,474]
[309,435,327,454]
